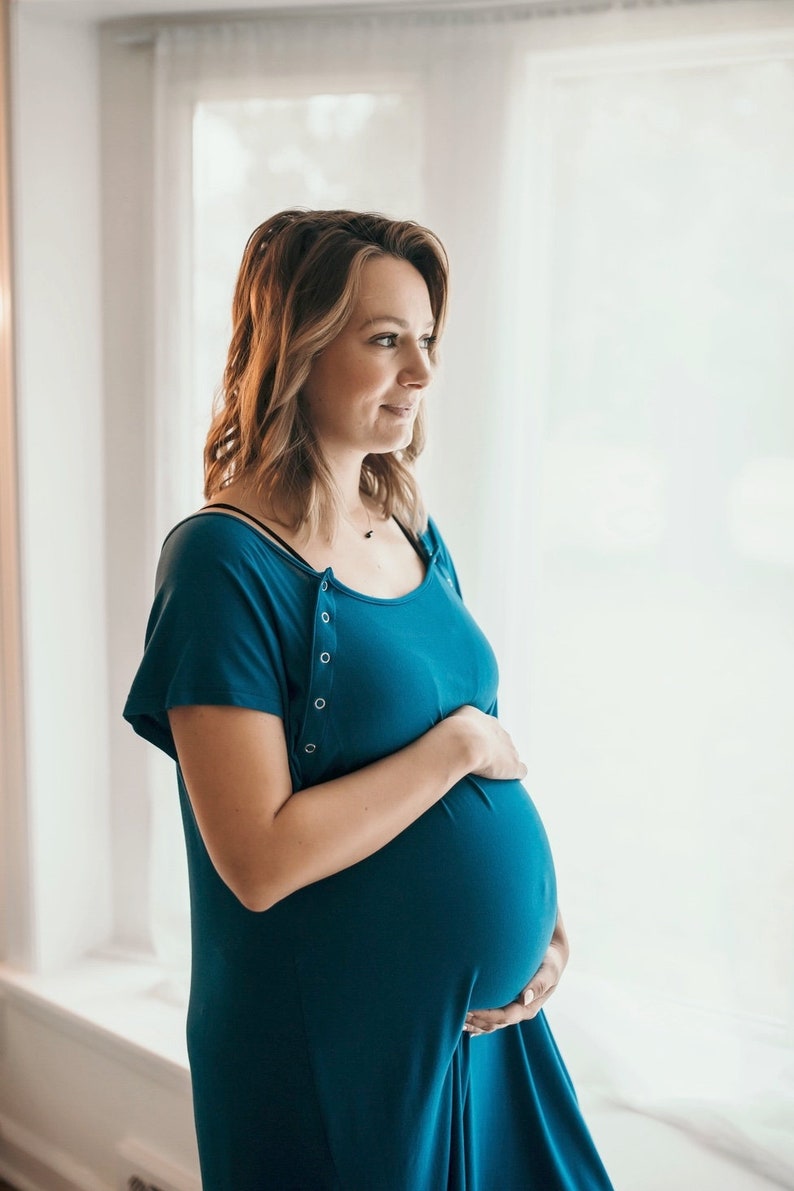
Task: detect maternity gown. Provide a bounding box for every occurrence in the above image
[124,509,614,1191]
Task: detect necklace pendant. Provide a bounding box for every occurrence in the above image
[364,530,373,539]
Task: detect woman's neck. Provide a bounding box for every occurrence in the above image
[217,458,376,539]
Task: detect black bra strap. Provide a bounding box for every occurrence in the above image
[200,504,311,566]
[202,503,428,566]
[394,518,427,563]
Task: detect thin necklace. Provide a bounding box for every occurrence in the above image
[347,502,374,538]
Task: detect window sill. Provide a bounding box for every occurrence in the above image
[0,956,190,1093]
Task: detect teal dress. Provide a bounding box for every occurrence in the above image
[124,511,614,1191]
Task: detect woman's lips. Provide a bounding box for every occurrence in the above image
[382,404,415,418]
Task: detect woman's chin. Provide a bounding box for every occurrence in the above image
[366,428,415,455]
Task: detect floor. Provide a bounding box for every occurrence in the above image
[587,1104,789,1191]
[0,1114,788,1191]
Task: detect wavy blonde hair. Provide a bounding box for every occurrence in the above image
[204,208,449,539]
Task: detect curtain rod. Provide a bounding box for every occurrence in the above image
[106,0,731,47]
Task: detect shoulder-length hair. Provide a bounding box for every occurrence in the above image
[204,208,449,539]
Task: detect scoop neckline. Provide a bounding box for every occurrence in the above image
[183,507,439,606]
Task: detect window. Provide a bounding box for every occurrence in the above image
[102,6,794,1177]
[192,89,426,491]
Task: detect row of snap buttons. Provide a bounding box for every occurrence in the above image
[304,573,335,756]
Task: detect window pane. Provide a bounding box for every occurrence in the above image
[150,87,424,978]
[528,57,794,1024]
[191,91,424,497]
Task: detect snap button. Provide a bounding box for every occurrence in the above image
[304,743,317,754]
[321,580,329,591]
[314,697,326,710]
[320,651,331,663]
[321,611,330,623]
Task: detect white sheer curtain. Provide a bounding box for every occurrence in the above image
[148,5,794,1182]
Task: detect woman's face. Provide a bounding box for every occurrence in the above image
[302,254,436,462]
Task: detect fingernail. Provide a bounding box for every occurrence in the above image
[523,989,535,1007]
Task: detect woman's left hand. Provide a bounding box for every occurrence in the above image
[463,911,570,1036]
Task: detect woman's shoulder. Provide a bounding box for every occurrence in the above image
[162,507,252,552]
[160,509,286,569]
[145,509,316,647]
[154,511,240,582]
[419,515,463,596]
[155,509,312,605]
[418,515,454,561]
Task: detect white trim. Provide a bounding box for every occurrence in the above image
[18,0,759,30]
[98,17,161,956]
[0,961,190,1093]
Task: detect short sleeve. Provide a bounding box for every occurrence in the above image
[421,516,464,599]
[123,515,287,761]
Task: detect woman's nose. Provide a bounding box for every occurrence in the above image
[399,344,433,387]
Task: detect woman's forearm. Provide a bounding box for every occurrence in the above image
[261,716,479,909]
[170,702,523,912]
[169,705,509,912]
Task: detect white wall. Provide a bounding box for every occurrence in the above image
[0,10,197,1190]
[11,6,111,975]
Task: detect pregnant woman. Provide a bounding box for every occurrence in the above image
[124,209,614,1190]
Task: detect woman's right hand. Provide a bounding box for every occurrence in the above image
[446,706,527,781]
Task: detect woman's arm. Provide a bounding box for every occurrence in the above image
[168,703,524,912]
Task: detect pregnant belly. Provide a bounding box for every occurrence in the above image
[287,776,558,1013]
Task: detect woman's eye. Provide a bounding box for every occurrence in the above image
[372,333,437,350]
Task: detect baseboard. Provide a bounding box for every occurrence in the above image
[116,1139,200,1191]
